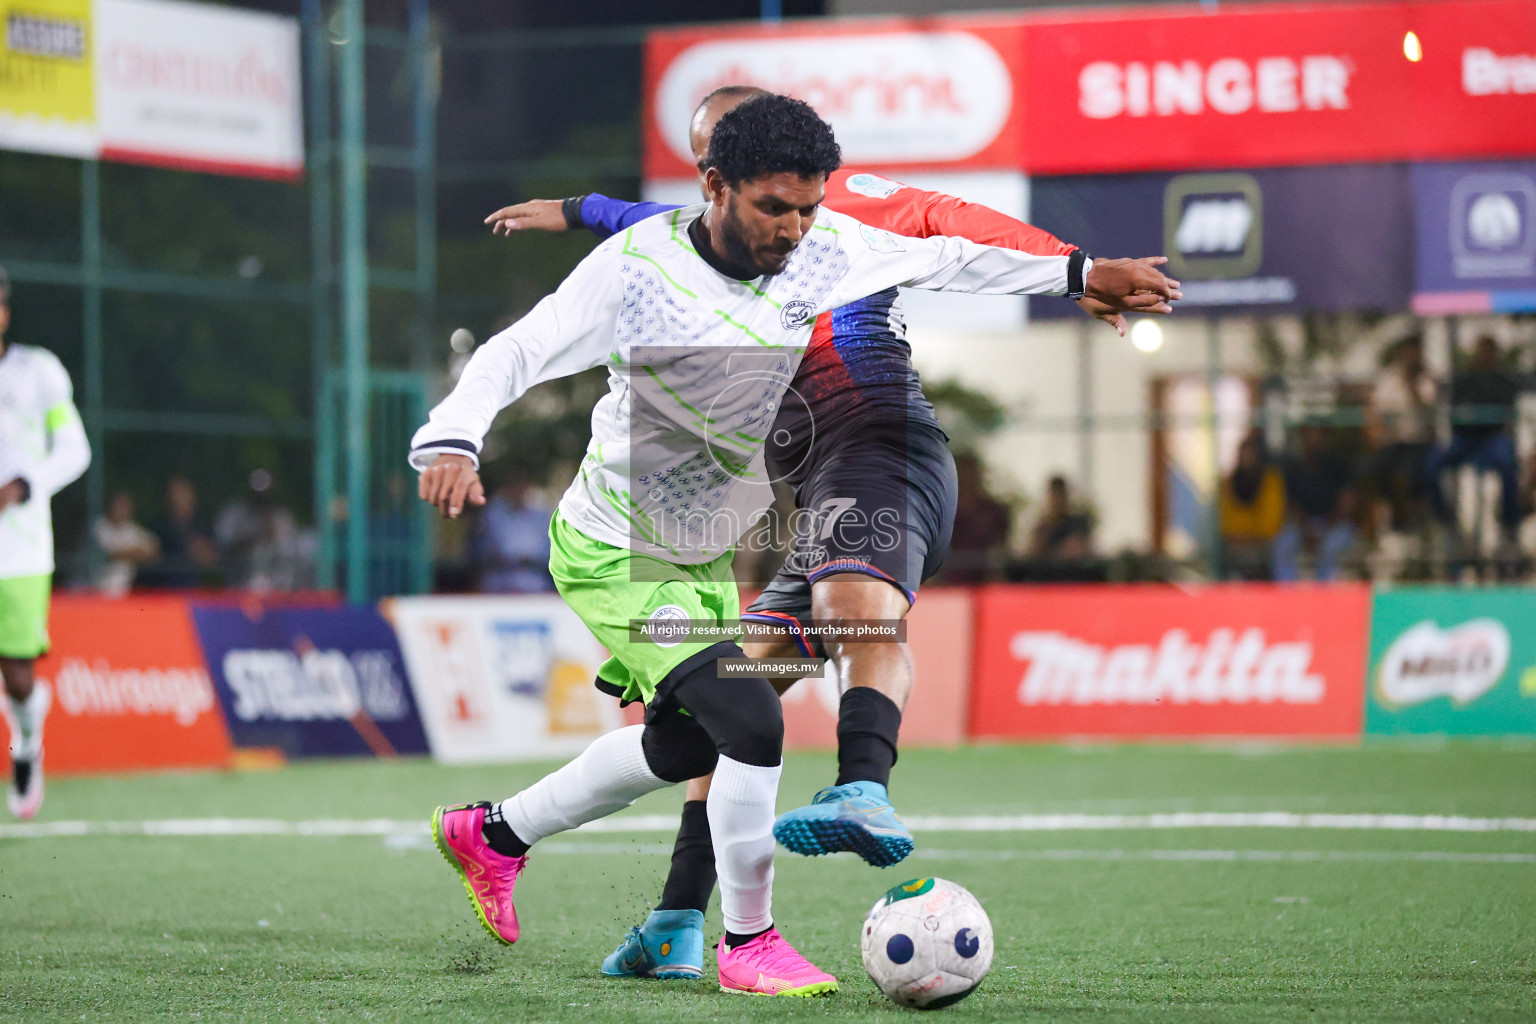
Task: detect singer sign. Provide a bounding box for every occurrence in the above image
[970,585,1370,739]
[643,20,1023,179]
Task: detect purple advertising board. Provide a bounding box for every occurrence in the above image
[1410,161,1536,315]
[191,605,430,758]
[1028,164,1414,317]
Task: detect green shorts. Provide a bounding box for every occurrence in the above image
[549,511,739,707]
[0,575,52,660]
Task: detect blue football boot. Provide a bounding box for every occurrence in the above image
[600,908,705,980]
[772,781,914,867]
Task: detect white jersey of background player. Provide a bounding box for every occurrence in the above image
[0,265,92,820]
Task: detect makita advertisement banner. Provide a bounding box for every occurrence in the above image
[1411,160,1536,315]
[969,585,1370,739]
[1365,588,1536,736]
[1027,165,1414,314]
[190,604,429,758]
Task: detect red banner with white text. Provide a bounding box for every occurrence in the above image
[969,585,1370,739]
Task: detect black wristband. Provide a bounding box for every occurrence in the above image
[11,477,31,504]
[561,196,588,230]
[1066,249,1089,300]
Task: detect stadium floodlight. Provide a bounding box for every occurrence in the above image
[1131,318,1164,353]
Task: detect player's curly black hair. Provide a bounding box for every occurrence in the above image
[704,93,841,188]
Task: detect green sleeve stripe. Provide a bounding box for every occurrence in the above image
[46,401,80,431]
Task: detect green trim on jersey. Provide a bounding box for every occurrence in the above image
[45,400,80,431]
[0,574,51,659]
[548,512,738,707]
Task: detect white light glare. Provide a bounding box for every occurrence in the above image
[1131,318,1165,353]
[1404,31,1423,62]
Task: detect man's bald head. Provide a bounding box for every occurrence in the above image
[689,85,768,172]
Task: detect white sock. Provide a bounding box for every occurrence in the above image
[498,725,670,847]
[709,755,782,937]
[5,683,49,761]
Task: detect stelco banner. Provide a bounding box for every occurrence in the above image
[1028,165,1414,313]
[643,18,1025,180]
[969,584,1371,739]
[0,0,303,179]
[388,595,623,764]
[1366,588,1536,736]
[191,604,430,758]
[12,596,232,775]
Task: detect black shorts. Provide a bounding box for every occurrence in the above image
[743,421,957,657]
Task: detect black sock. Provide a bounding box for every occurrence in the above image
[723,924,773,950]
[481,801,530,857]
[656,800,716,913]
[835,687,901,788]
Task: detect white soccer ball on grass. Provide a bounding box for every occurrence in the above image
[861,876,994,1009]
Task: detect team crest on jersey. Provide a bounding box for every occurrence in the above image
[860,224,906,255]
[845,173,906,200]
[780,300,816,331]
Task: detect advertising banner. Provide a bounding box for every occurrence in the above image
[388,595,623,764]
[191,604,429,758]
[778,588,973,750]
[5,595,232,775]
[1365,588,1536,736]
[1020,0,1536,175]
[969,584,1370,739]
[0,0,97,157]
[1411,161,1536,315]
[0,0,302,179]
[643,18,1025,180]
[1028,165,1414,314]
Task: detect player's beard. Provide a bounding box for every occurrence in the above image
[721,195,784,278]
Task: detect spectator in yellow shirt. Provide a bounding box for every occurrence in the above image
[1220,432,1285,579]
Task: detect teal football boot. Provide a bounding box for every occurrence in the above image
[600,908,705,980]
[772,781,914,867]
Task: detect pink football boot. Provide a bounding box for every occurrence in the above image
[717,928,838,997]
[431,803,526,945]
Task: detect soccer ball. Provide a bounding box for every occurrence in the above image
[861,877,994,1009]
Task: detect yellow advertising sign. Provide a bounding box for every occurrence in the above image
[0,0,96,155]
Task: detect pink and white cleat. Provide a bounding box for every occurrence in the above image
[717,928,838,997]
[6,749,43,821]
[431,802,526,945]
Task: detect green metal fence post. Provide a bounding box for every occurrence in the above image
[409,0,437,594]
[338,0,370,602]
[80,159,104,532]
[305,0,337,591]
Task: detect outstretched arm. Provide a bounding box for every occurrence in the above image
[411,245,621,516]
[486,194,683,241]
[824,171,1157,335]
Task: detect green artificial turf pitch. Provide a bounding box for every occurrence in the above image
[2,743,1533,1022]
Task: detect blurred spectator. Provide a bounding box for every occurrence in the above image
[93,491,159,597]
[941,453,1012,584]
[1273,425,1358,581]
[1427,335,1522,543]
[144,476,217,588]
[1219,432,1285,580]
[1029,474,1095,562]
[216,471,305,591]
[475,476,553,593]
[1366,335,1436,533]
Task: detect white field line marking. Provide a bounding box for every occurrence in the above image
[3,811,1536,841]
[533,841,1536,865]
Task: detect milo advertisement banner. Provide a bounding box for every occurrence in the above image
[1366,588,1536,736]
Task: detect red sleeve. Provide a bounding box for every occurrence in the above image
[824,168,1077,257]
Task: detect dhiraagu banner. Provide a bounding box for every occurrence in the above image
[1366,587,1536,736]
[0,0,97,157]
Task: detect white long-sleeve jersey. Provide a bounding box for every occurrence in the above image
[410,204,1077,564]
[0,343,91,579]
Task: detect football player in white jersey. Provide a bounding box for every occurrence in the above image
[0,265,92,819]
